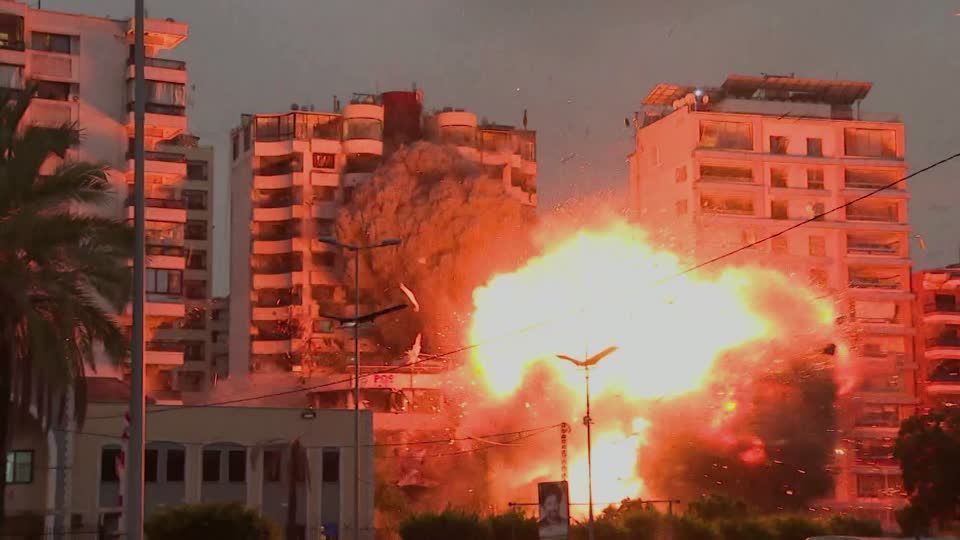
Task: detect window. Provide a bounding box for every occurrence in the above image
[183,341,205,363]
[184,280,206,299]
[809,268,828,288]
[857,474,902,498]
[844,128,897,158]
[807,169,824,190]
[771,201,788,220]
[186,160,209,181]
[243,123,251,151]
[313,252,336,267]
[809,236,826,257]
[35,80,70,101]
[675,165,686,183]
[212,309,223,321]
[100,448,121,482]
[263,450,281,483]
[806,137,823,157]
[769,135,788,154]
[166,449,185,482]
[130,80,186,108]
[0,14,24,50]
[0,63,23,90]
[771,237,788,254]
[255,153,303,176]
[202,450,220,482]
[343,117,383,140]
[314,186,337,202]
[185,220,207,240]
[187,250,207,270]
[231,133,239,161]
[182,190,207,210]
[770,168,787,188]
[228,450,246,482]
[31,31,71,54]
[146,269,182,295]
[145,449,158,483]
[313,152,336,169]
[698,120,752,150]
[5,450,32,484]
[811,202,826,220]
[322,449,340,483]
[675,200,687,215]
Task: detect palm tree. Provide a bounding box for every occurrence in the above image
[0,85,133,525]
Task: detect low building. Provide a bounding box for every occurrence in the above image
[4,378,374,539]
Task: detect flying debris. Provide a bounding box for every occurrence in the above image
[400,282,420,312]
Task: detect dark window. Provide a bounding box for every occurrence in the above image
[313,152,336,169]
[186,160,209,181]
[0,63,23,90]
[100,448,121,482]
[314,186,337,202]
[185,220,207,240]
[806,138,823,157]
[0,14,24,50]
[322,449,339,483]
[807,169,825,190]
[182,190,207,210]
[771,201,788,220]
[35,80,71,101]
[145,449,158,483]
[183,341,205,362]
[186,250,207,270]
[231,133,239,161]
[263,450,281,483]
[184,280,206,299]
[770,168,787,188]
[255,153,303,176]
[769,135,788,154]
[31,31,71,54]
[313,252,336,267]
[212,309,222,321]
[166,449,185,482]
[211,330,220,344]
[228,450,246,482]
[202,450,220,482]
[243,123,251,151]
[146,268,182,295]
[5,450,33,484]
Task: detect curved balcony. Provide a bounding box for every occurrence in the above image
[310,270,338,286]
[254,173,295,189]
[253,205,304,222]
[311,202,337,220]
[343,103,384,121]
[924,306,960,325]
[125,149,187,179]
[254,138,295,156]
[252,305,304,321]
[252,236,304,255]
[342,138,383,156]
[436,110,477,128]
[311,171,340,187]
[252,272,304,289]
[126,204,187,224]
[925,337,960,361]
[310,138,341,154]
[144,341,184,366]
[252,339,293,355]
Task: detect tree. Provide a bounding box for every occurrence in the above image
[894,408,960,532]
[144,502,279,540]
[399,510,491,540]
[487,510,538,540]
[825,515,882,537]
[0,85,132,524]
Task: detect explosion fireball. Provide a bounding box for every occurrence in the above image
[464,220,848,513]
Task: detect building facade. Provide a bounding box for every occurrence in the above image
[227,91,536,395]
[914,265,960,407]
[629,74,915,524]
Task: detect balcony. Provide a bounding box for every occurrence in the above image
[847,241,901,257]
[923,303,960,324]
[124,297,184,319]
[126,149,187,178]
[699,198,755,217]
[253,205,304,222]
[846,206,900,224]
[849,276,903,291]
[30,51,78,82]
[127,56,187,84]
[925,337,960,360]
[253,272,304,289]
[125,195,186,224]
[126,17,188,50]
[252,339,293,355]
[252,305,303,321]
[126,102,187,139]
[144,341,184,366]
[253,236,304,255]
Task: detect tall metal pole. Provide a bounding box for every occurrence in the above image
[353,247,361,540]
[584,366,595,540]
[127,0,146,538]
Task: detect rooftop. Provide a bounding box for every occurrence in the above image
[642,73,872,106]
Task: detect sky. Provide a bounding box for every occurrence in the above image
[48,0,960,294]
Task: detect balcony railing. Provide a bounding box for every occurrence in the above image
[145,341,184,352]
[128,56,186,70]
[927,337,960,348]
[127,102,187,116]
[846,209,899,223]
[126,149,187,163]
[253,193,302,209]
[847,242,899,255]
[849,276,902,289]
[252,261,303,274]
[125,196,186,209]
[699,174,754,184]
[146,245,185,257]
[924,304,960,314]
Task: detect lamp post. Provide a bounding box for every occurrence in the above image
[555,346,619,540]
[317,236,401,540]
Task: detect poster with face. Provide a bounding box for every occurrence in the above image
[537,481,570,540]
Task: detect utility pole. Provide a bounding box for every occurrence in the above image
[127,0,146,538]
[317,237,403,540]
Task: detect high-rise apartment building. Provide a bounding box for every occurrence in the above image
[914,265,960,407]
[629,74,915,524]
[0,1,190,396]
[228,91,537,394]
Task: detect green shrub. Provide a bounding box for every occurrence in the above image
[825,514,883,537]
[764,514,827,540]
[488,510,538,540]
[399,510,491,540]
[570,519,628,540]
[664,515,718,540]
[144,502,278,540]
[688,494,751,522]
[896,503,932,538]
[622,508,659,540]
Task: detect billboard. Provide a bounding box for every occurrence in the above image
[537,481,570,540]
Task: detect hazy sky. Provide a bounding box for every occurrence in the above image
[49,0,960,293]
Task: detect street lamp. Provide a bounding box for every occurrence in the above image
[316,235,401,540]
[555,346,619,540]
